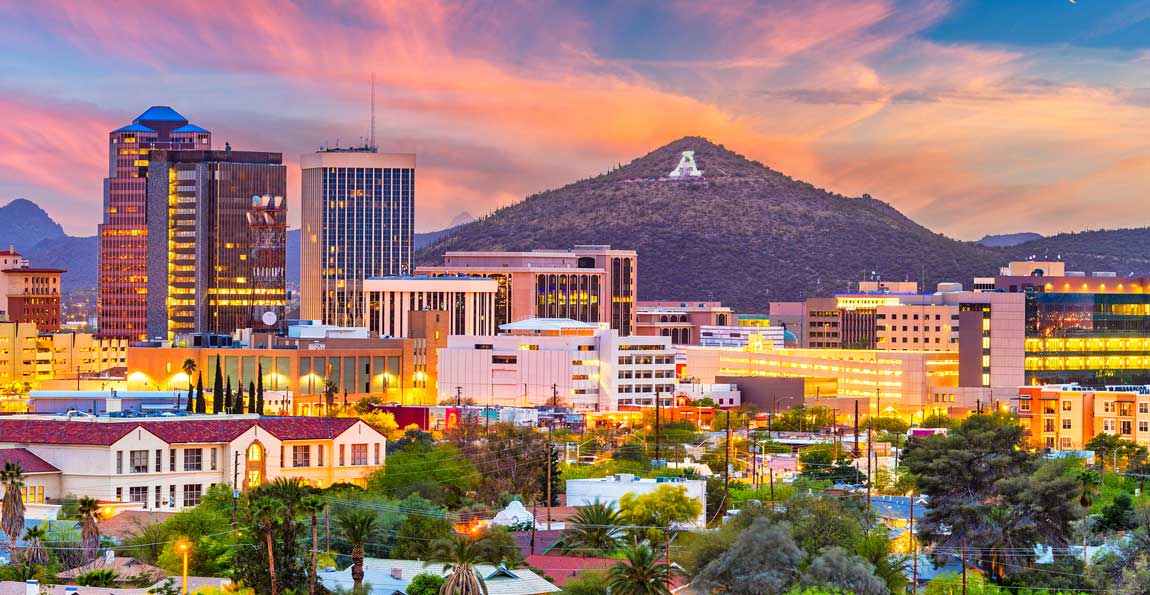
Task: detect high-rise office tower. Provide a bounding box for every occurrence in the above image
[300,148,415,327]
[145,149,288,340]
[100,107,210,339]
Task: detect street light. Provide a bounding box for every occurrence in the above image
[176,540,190,594]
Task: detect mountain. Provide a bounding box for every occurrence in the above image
[977,232,1043,248]
[1005,228,1150,277]
[0,199,66,252]
[416,137,1008,312]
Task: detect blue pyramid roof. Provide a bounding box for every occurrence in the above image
[171,124,209,134]
[111,123,156,134]
[134,106,188,124]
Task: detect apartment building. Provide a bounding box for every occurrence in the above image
[1017,384,1150,451]
[0,416,386,508]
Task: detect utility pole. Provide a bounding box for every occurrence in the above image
[910,493,918,595]
[552,384,559,408]
[724,411,732,502]
[853,399,860,457]
[546,423,554,530]
[961,540,968,595]
[769,468,775,502]
[456,386,462,407]
[232,451,241,525]
[654,391,661,465]
[866,411,873,514]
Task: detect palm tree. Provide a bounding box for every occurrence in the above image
[300,496,325,595]
[22,525,47,565]
[181,358,197,411]
[560,501,622,556]
[77,496,101,561]
[1077,468,1102,563]
[607,543,676,595]
[335,508,380,591]
[430,533,500,595]
[251,496,283,595]
[1,461,25,552]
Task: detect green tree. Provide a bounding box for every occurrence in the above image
[21,525,47,565]
[1,461,25,550]
[607,543,676,595]
[392,512,453,560]
[335,508,379,591]
[367,443,477,508]
[618,484,702,544]
[251,497,283,595]
[771,494,866,555]
[561,501,622,556]
[75,568,118,587]
[407,573,446,595]
[799,445,864,485]
[430,533,500,595]
[693,518,801,595]
[248,381,256,414]
[300,496,325,595]
[195,372,205,414]
[77,495,101,560]
[212,356,224,414]
[855,527,908,594]
[561,571,607,595]
[800,547,889,595]
[233,479,311,595]
[1100,493,1138,532]
[256,362,265,414]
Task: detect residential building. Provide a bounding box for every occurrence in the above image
[100,106,211,340]
[145,149,287,339]
[566,474,707,526]
[417,245,638,335]
[364,276,498,337]
[0,416,386,507]
[300,148,416,327]
[1016,384,1150,450]
[125,312,448,413]
[635,301,732,344]
[0,249,64,332]
[991,261,1150,386]
[436,318,675,411]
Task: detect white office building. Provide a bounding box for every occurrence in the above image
[364,276,499,337]
[436,318,676,411]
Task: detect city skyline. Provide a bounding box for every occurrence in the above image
[0,0,1148,239]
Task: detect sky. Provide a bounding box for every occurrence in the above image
[0,0,1147,240]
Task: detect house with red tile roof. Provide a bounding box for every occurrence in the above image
[0,415,385,510]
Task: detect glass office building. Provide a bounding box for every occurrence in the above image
[300,148,416,327]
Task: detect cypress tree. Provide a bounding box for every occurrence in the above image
[213,357,224,414]
[218,376,230,415]
[232,385,243,414]
[185,380,194,413]
[248,381,257,415]
[256,363,265,412]
[195,375,205,414]
[256,383,265,416]
[224,381,234,414]
[194,372,205,414]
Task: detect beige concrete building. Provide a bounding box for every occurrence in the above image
[364,276,499,337]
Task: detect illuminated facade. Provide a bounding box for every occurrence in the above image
[126,312,448,413]
[993,261,1150,385]
[417,245,638,335]
[364,276,498,337]
[0,322,126,389]
[1017,384,1150,450]
[300,149,416,327]
[0,249,64,331]
[436,318,674,411]
[681,344,959,416]
[100,107,211,339]
[144,150,287,339]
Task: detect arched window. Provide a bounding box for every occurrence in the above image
[245,441,266,490]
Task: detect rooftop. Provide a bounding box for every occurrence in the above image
[0,416,371,446]
[499,318,598,332]
[133,105,189,124]
[111,123,156,134]
[0,448,60,473]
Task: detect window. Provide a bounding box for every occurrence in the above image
[169,485,176,507]
[169,449,176,472]
[374,443,381,465]
[116,487,122,501]
[155,485,162,509]
[129,486,148,505]
[130,450,149,473]
[184,448,203,471]
[351,444,368,466]
[1104,401,1114,413]
[1121,420,1133,435]
[339,444,345,466]
[293,445,311,468]
[1062,419,1072,430]
[1062,401,1072,411]
[1140,421,1149,433]
[1020,402,1031,412]
[317,445,325,466]
[116,451,123,474]
[1141,403,1150,415]
[155,449,162,472]
[211,448,218,471]
[182,484,202,507]
[1104,419,1116,432]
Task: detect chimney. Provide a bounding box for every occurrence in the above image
[390,568,403,580]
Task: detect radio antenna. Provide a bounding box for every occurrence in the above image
[370,72,376,150]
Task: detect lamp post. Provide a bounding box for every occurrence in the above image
[177,540,190,595]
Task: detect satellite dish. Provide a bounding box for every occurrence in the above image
[261,311,278,326]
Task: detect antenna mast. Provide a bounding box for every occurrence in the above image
[370,72,376,150]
